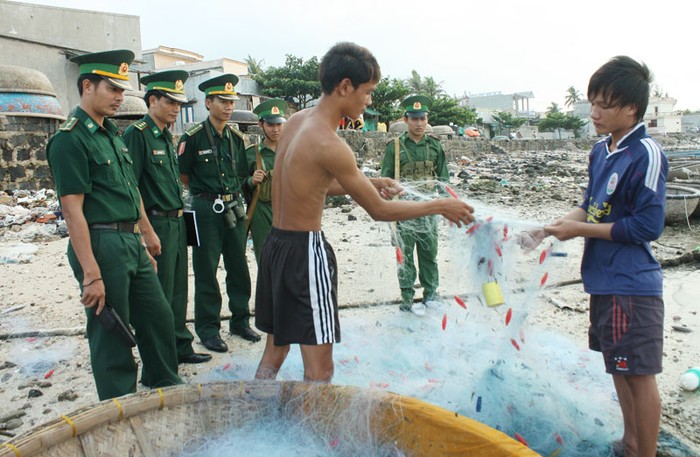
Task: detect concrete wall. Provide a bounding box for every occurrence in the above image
[0,0,142,112]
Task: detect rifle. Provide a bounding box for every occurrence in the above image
[245,138,264,233]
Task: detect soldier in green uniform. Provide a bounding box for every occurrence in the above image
[178,74,260,351]
[243,98,287,262]
[47,50,183,400]
[122,70,211,365]
[380,95,449,315]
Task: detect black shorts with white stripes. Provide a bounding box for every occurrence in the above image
[255,227,340,346]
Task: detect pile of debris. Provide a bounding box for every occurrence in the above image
[0,189,64,249]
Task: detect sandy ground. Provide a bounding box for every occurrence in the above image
[1,191,699,455]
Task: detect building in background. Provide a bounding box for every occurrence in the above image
[138,46,260,133]
[0,0,142,112]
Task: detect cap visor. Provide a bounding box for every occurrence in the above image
[406,111,428,118]
[262,116,286,124]
[216,94,239,101]
[105,77,132,90]
[163,92,188,103]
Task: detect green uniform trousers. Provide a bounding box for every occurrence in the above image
[249,200,272,263]
[397,215,439,304]
[191,196,252,340]
[67,229,182,400]
[150,215,194,359]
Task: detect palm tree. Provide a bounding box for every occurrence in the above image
[547,102,562,115]
[564,86,582,108]
[406,70,423,94]
[244,55,265,76]
[423,76,446,99]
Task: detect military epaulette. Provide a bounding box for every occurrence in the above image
[184,123,203,136]
[229,126,245,140]
[386,136,401,146]
[59,117,78,132]
[427,133,442,141]
[134,121,148,131]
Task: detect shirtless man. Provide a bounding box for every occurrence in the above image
[254,42,475,382]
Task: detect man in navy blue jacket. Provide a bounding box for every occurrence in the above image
[528,56,667,457]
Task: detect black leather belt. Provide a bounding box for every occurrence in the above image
[196,193,237,202]
[89,222,140,233]
[148,208,184,218]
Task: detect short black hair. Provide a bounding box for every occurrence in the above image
[319,42,381,95]
[144,90,165,108]
[588,55,652,122]
[77,74,104,96]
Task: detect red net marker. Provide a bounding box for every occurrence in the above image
[554,432,564,445]
[510,338,521,351]
[441,314,447,330]
[540,272,549,286]
[505,308,512,326]
[44,369,55,379]
[445,186,459,199]
[514,432,529,447]
[395,246,404,265]
[539,250,547,265]
[454,295,467,309]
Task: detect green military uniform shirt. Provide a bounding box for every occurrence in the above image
[123,114,184,212]
[47,106,140,223]
[380,133,449,182]
[380,132,447,307]
[244,143,276,202]
[177,118,247,195]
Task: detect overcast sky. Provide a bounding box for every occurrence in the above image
[16,0,699,112]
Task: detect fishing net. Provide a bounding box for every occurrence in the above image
[198,181,625,456]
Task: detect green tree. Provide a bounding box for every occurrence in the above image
[406,70,423,93]
[491,111,527,136]
[244,55,265,76]
[546,102,562,115]
[563,114,586,138]
[253,54,321,110]
[404,70,445,99]
[564,86,582,108]
[423,76,446,100]
[537,107,568,139]
[429,96,477,127]
[370,77,411,124]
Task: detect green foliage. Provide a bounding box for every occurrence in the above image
[371,77,411,124]
[546,102,562,115]
[564,114,587,138]
[538,110,586,138]
[244,55,265,76]
[405,70,446,99]
[429,96,477,127]
[253,54,321,110]
[491,111,527,135]
[564,86,582,108]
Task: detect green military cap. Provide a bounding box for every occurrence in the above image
[401,95,431,118]
[198,74,239,100]
[70,49,135,90]
[140,70,189,103]
[254,98,287,124]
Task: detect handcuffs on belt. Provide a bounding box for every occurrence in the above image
[212,198,226,214]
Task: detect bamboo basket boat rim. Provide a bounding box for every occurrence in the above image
[0,381,538,457]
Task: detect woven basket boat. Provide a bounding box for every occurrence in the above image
[665,184,700,224]
[0,382,537,457]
